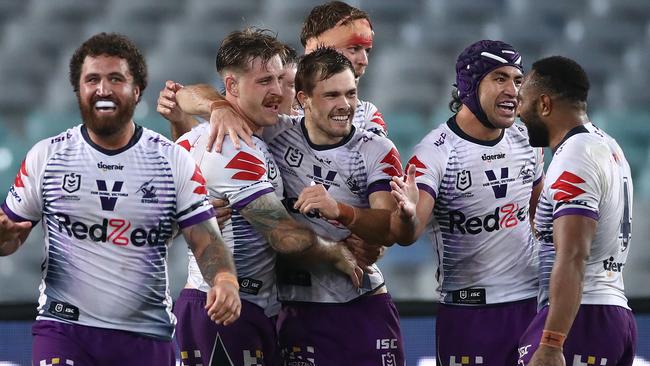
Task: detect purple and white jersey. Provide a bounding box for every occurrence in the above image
[265,115,402,303]
[2,124,213,340]
[535,123,632,309]
[178,124,284,316]
[407,117,543,305]
[294,99,387,137]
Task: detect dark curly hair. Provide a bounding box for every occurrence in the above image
[300,1,372,47]
[69,32,147,102]
[530,56,590,104]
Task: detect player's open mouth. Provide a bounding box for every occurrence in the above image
[497,101,516,115]
[94,100,117,113]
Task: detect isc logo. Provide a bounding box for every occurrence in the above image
[376,338,398,350]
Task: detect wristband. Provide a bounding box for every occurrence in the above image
[336,202,358,227]
[539,329,566,349]
[215,272,239,289]
[209,100,232,112]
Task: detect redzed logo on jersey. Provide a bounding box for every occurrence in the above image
[225,151,266,181]
[550,171,586,201]
[14,159,28,188]
[191,165,207,194]
[380,148,402,177]
[405,156,426,177]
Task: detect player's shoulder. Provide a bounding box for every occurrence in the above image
[555,123,609,160]
[414,120,455,153]
[30,125,83,159]
[351,125,394,151]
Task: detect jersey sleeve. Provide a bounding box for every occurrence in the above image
[546,142,603,221]
[406,133,449,200]
[364,136,402,195]
[194,137,276,211]
[363,101,388,137]
[2,142,47,223]
[169,143,215,229]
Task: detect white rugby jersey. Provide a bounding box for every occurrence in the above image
[178,123,284,316]
[294,99,387,137]
[535,123,632,309]
[407,117,543,305]
[2,124,213,340]
[265,115,401,303]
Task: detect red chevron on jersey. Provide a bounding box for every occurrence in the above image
[371,111,387,130]
[191,165,207,194]
[14,159,27,188]
[177,139,192,152]
[406,156,426,177]
[225,151,266,181]
[380,148,402,177]
[550,171,586,201]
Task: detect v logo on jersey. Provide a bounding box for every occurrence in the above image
[380,148,403,177]
[225,151,266,181]
[96,180,124,211]
[485,168,509,199]
[550,171,586,201]
[406,156,426,177]
[313,165,337,190]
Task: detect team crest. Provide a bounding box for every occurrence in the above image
[456,170,472,191]
[382,352,397,366]
[284,147,304,168]
[62,173,81,193]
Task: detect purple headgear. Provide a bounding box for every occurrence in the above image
[456,40,523,128]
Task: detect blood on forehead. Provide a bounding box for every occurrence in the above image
[305,18,374,53]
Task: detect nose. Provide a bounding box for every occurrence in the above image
[504,79,518,97]
[270,78,282,96]
[358,50,369,66]
[96,78,112,97]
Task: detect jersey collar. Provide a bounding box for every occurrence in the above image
[447,115,504,147]
[81,124,143,156]
[300,117,356,151]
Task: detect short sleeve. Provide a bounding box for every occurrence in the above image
[546,143,602,221]
[2,143,46,223]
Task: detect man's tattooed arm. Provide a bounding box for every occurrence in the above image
[181,217,236,285]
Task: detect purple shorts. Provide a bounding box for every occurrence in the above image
[174,288,278,366]
[518,304,637,365]
[32,320,175,366]
[436,297,537,366]
[277,292,404,366]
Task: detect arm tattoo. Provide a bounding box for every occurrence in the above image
[184,219,236,286]
[239,193,318,254]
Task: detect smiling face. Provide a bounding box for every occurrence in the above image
[227,54,284,128]
[477,65,523,129]
[77,54,139,136]
[299,68,358,145]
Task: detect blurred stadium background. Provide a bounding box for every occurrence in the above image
[0,0,649,364]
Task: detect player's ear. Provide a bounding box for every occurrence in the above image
[225,75,239,97]
[296,91,308,110]
[539,94,552,116]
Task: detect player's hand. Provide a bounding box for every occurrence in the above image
[330,243,364,288]
[294,184,339,219]
[390,164,419,221]
[209,197,231,231]
[207,105,254,153]
[156,80,190,125]
[343,234,382,271]
[528,345,565,366]
[0,207,32,255]
[205,276,241,326]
